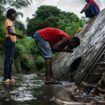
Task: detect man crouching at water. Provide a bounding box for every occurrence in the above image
[33,27,80,84]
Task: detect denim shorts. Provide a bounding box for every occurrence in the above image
[85,4,99,18]
[33,32,52,58]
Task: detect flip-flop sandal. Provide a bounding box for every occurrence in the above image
[45,81,62,84]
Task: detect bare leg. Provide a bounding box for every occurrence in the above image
[45,58,53,82]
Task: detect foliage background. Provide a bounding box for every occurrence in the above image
[0,1,85,74]
[26,5,84,36]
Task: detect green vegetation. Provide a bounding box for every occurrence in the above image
[0,0,34,73]
[0,3,85,74]
[0,0,32,9]
[26,5,84,36]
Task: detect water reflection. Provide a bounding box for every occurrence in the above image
[3,84,13,92]
[1,74,104,105]
[0,74,59,105]
[0,84,16,105]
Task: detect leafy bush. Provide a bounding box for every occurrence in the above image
[20,55,34,71]
[0,20,5,51]
[15,43,25,57]
[26,5,84,36]
[35,56,44,70]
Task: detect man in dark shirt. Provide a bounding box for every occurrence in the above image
[81,0,100,19]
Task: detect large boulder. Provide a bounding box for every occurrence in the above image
[53,9,105,84]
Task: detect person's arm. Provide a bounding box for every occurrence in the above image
[52,47,73,53]
[81,7,85,13]
[81,2,92,13]
[7,26,24,39]
[81,5,88,13]
[52,36,73,53]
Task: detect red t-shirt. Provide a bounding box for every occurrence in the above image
[37,27,71,49]
[85,0,100,12]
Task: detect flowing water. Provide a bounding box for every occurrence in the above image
[0,74,70,105]
[0,74,104,105]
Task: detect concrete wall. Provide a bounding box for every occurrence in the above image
[52,9,105,84]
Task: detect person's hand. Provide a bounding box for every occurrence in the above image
[67,49,74,53]
[70,49,74,53]
[80,9,85,13]
[80,10,83,14]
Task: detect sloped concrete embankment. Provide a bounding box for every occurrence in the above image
[53,9,105,84]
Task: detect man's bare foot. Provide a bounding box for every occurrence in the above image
[45,80,62,85]
[10,79,16,84]
[45,78,55,84]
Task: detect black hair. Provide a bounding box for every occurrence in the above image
[70,36,80,48]
[85,0,89,3]
[6,8,17,18]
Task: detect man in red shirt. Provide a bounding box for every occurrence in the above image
[81,0,100,19]
[33,27,80,84]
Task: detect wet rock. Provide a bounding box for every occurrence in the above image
[97,72,105,93]
[53,9,105,85]
[55,82,105,105]
[52,10,105,103]
[93,72,105,97]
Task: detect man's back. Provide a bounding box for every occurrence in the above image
[37,27,70,48]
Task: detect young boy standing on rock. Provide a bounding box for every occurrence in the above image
[3,8,23,84]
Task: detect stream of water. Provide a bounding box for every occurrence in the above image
[0,74,69,105]
[0,74,104,105]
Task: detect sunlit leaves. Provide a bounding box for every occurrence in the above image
[0,0,32,9]
[26,5,84,36]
